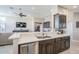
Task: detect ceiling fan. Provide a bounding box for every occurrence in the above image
[15,12,27,17]
[9,7,27,17]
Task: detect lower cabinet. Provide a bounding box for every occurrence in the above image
[54,38,62,53]
[64,36,70,49]
[39,36,70,54]
[18,42,36,54]
[39,39,54,54]
[18,36,70,54]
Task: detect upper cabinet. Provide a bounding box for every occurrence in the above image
[54,14,66,29]
[43,21,51,32]
[43,22,50,28]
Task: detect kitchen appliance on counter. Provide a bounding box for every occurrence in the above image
[55,29,64,34]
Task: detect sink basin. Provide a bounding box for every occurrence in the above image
[37,36,51,39]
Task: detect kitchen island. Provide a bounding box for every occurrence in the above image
[8,32,70,54]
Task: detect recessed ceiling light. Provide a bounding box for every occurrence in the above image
[73,6,77,8]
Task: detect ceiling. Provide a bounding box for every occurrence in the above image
[0,5,53,18]
[61,5,79,12]
[0,5,79,18]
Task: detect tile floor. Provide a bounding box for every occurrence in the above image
[60,40,79,54]
[0,45,13,54]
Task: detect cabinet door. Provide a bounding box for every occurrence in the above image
[54,15,60,29]
[59,15,66,29]
[60,38,65,51]
[39,39,54,54]
[45,43,52,54]
[18,44,28,54]
[46,39,55,54]
[51,39,55,54]
[39,40,49,54]
[54,14,66,29]
[64,36,70,49]
[39,43,47,54]
[18,42,36,54]
[54,38,61,53]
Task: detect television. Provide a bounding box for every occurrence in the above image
[16,22,26,28]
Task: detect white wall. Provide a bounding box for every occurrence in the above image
[0,15,34,33]
[51,5,58,32]
[59,6,74,40]
[66,10,74,40]
[51,6,74,40]
[72,13,79,41]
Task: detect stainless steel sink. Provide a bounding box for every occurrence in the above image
[37,36,51,39]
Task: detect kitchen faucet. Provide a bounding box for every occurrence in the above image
[42,33,48,38]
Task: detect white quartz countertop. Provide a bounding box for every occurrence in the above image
[8,32,70,44]
[8,33,20,39]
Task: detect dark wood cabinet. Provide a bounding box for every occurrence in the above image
[54,14,66,29]
[64,36,70,49]
[43,22,50,28]
[39,39,54,54]
[54,38,62,53]
[18,36,70,54]
[39,36,70,54]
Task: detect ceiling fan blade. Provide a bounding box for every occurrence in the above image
[22,15,26,17]
[9,7,27,17]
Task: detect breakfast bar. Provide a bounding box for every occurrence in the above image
[9,32,70,54]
